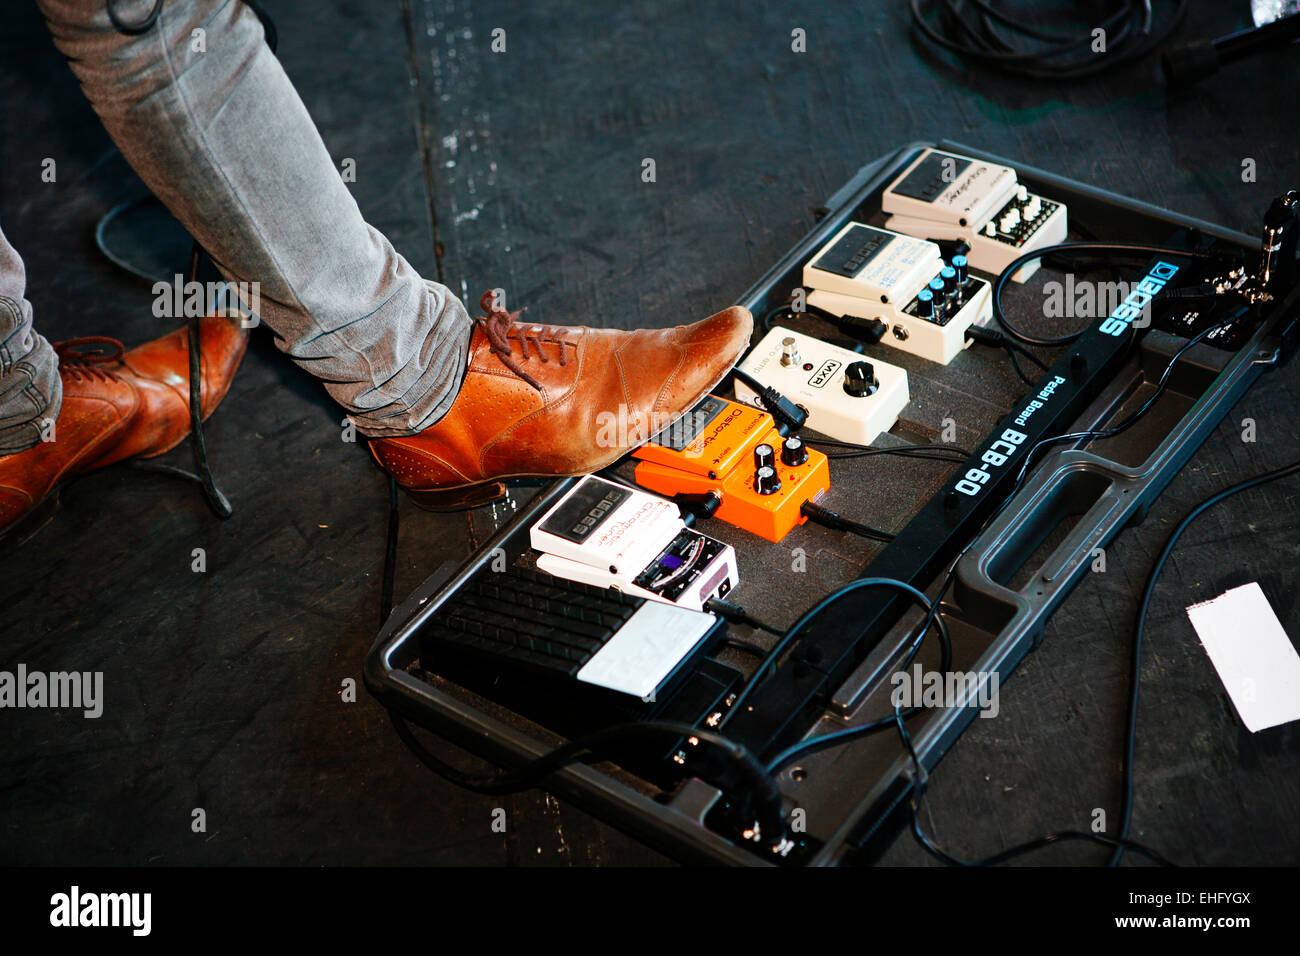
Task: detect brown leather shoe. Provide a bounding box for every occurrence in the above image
[0,316,248,537]
[369,292,754,509]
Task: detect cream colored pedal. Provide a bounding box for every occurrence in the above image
[735,327,908,445]
[802,221,992,364]
[881,147,1068,282]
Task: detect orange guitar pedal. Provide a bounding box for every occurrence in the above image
[632,396,830,543]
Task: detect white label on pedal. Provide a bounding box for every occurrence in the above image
[1186,582,1300,733]
[576,602,715,699]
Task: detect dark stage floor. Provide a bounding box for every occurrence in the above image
[1,1,1297,866]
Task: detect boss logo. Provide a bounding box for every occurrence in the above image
[808,359,841,388]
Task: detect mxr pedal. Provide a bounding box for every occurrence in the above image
[801,221,993,364]
[881,147,1068,282]
[734,327,909,445]
[631,396,830,543]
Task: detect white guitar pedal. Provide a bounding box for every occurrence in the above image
[734,327,909,445]
[801,221,993,364]
[881,147,1067,282]
[530,476,738,613]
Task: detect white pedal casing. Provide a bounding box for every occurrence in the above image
[881,147,1068,282]
[801,220,992,364]
[734,326,909,445]
[806,282,990,365]
[530,475,738,613]
[802,220,941,306]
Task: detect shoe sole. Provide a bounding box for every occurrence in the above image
[398,346,748,512]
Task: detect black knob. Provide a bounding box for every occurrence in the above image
[780,436,808,467]
[951,254,968,286]
[915,288,935,319]
[940,266,960,308]
[754,442,776,471]
[843,361,878,397]
[754,465,781,495]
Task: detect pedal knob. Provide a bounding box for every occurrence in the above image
[843,360,878,398]
[915,288,935,319]
[754,442,776,471]
[780,436,808,467]
[951,254,968,286]
[754,465,781,496]
[940,265,958,293]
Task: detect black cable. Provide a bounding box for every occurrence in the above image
[801,500,894,543]
[183,243,233,518]
[722,637,772,659]
[1002,340,1034,385]
[883,317,1240,865]
[1005,337,1049,372]
[721,577,952,731]
[764,579,953,773]
[896,709,1175,866]
[1109,456,1300,866]
[966,323,1051,385]
[759,300,795,336]
[389,710,787,846]
[704,597,784,637]
[910,0,1188,80]
[731,366,808,434]
[1010,315,1239,487]
[992,240,1217,347]
[807,439,972,465]
[773,302,1237,861]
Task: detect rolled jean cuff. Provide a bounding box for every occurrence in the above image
[0,297,62,457]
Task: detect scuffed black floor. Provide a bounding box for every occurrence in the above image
[1,0,1297,866]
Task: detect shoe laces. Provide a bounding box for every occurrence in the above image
[54,336,126,383]
[476,291,574,391]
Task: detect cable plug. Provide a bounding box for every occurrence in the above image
[704,596,781,635]
[965,325,1007,348]
[836,314,889,343]
[732,367,808,436]
[673,490,722,526]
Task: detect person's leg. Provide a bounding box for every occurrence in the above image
[0,223,61,456]
[37,0,472,437]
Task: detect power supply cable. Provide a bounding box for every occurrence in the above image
[909,0,1189,80]
[991,240,1219,347]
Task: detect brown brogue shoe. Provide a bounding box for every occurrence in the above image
[0,316,248,537]
[369,292,753,509]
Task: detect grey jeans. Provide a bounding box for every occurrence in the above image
[0,0,472,455]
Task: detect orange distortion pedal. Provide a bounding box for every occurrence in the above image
[631,396,830,543]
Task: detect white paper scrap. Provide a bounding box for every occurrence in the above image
[1186,582,1300,733]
